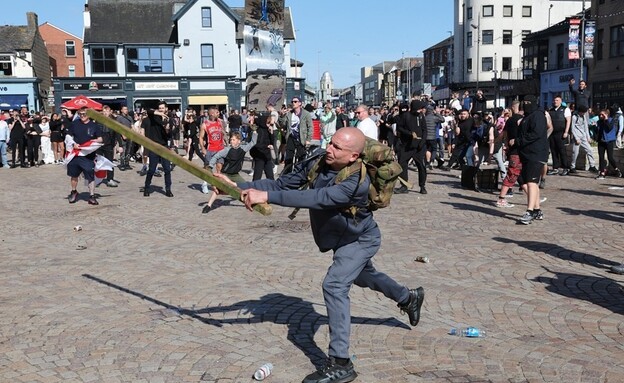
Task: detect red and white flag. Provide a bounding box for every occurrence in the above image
[63,136,114,185]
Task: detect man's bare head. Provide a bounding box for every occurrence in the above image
[325,127,365,170]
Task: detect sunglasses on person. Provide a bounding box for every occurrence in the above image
[291,100,300,104]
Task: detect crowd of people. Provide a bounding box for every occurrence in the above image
[2,85,624,383]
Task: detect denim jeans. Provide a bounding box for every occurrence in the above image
[0,141,7,167]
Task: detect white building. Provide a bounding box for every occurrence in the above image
[453,0,585,88]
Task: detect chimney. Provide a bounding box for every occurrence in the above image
[84,3,91,29]
[26,12,38,31]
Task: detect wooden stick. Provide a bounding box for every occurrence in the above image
[86,109,272,216]
[398,177,413,189]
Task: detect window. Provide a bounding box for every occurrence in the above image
[467,7,473,20]
[482,30,493,44]
[503,30,513,44]
[503,5,513,17]
[467,31,473,47]
[201,44,214,69]
[201,7,212,28]
[126,47,174,73]
[610,25,624,57]
[482,5,493,17]
[68,65,76,77]
[482,57,493,72]
[467,58,472,72]
[0,58,13,76]
[502,57,512,71]
[522,6,532,17]
[556,43,564,69]
[597,28,604,60]
[91,46,117,73]
[65,40,76,57]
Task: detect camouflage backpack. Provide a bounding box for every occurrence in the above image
[307,137,403,213]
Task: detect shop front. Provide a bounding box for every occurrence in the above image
[0,79,41,112]
[540,66,586,109]
[592,79,624,111]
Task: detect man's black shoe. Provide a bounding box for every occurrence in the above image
[165,190,174,197]
[440,166,451,172]
[87,195,99,205]
[143,189,150,197]
[68,190,79,204]
[419,187,428,194]
[394,185,409,194]
[302,357,357,383]
[539,179,545,189]
[398,287,424,327]
[568,168,577,174]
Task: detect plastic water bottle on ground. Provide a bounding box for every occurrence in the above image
[253,363,273,381]
[449,327,486,338]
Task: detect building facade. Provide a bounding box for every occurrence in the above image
[39,23,85,78]
[53,0,301,113]
[453,0,584,107]
[0,13,52,112]
[589,0,624,110]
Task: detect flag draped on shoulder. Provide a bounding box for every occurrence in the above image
[63,136,114,185]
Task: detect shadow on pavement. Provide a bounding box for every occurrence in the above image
[440,201,515,221]
[492,238,619,270]
[531,267,624,315]
[559,188,624,199]
[82,274,409,368]
[558,207,624,224]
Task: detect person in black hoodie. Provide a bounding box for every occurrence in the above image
[250,113,275,181]
[441,109,474,171]
[143,101,173,197]
[394,99,428,194]
[513,95,549,225]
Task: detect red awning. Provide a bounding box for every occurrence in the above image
[60,95,103,111]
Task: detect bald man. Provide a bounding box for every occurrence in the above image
[216,127,424,383]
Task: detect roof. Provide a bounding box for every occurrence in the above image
[424,36,453,52]
[0,25,34,53]
[231,7,295,40]
[173,0,239,23]
[39,22,83,41]
[84,0,180,44]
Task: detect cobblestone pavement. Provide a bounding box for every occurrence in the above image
[1,158,623,383]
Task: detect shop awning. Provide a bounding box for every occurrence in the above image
[188,95,228,105]
[0,95,28,109]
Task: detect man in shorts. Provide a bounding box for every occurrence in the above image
[514,96,549,224]
[66,108,103,205]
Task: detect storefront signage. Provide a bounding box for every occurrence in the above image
[63,82,122,91]
[135,82,178,90]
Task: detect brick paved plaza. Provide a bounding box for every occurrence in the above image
[1,161,623,383]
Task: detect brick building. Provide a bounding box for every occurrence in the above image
[39,22,85,78]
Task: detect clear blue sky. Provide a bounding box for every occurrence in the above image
[1,0,453,89]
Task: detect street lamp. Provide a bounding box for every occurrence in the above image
[470,12,481,92]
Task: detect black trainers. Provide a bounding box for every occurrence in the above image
[394,185,409,194]
[87,195,99,205]
[398,287,425,327]
[302,357,357,383]
[68,190,78,204]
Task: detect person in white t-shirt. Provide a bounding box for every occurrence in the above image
[354,104,378,140]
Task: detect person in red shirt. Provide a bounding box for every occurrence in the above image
[199,106,226,194]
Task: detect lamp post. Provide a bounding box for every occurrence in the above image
[579,0,586,81]
[470,12,481,92]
